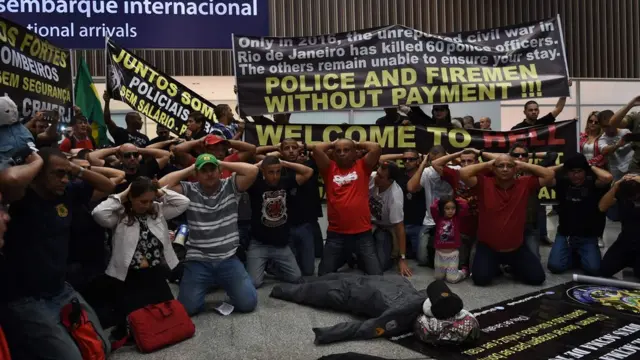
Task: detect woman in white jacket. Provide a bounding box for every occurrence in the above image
[92,176,190,335]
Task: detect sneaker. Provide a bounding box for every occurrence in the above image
[461,266,470,278]
[598,237,605,248]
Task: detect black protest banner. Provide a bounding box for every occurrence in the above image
[105,38,218,137]
[0,16,73,123]
[244,120,578,203]
[234,16,570,116]
[390,282,640,360]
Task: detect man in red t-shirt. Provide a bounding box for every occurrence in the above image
[311,138,382,276]
[459,154,554,286]
[59,116,95,152]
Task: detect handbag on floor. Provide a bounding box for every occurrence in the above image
[60,298,107,360]
[113,300,195,353]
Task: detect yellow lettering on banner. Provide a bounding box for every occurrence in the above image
[345,126,367,141]
[322,126,343,142]
[266,73,357,95]
[397,126,415,147]
[256,125,283,146]
[426,127,447,145]
[363,69,417,88]
[136,98,176,129]
[18,33,68,68]
[121,86,139,105]
[370,126,395,148]
[0,71,19,88]
[284,125,303,140]
[449,128,471,148]
[264,89,382,113]
[0,21,19,47]
[425,65,538,83]
[390,84,510,106]
[21,77,71,101]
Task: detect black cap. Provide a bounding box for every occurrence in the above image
[427,280,463,320]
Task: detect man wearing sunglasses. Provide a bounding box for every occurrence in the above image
[459,153,554,286]
[0,147,115,359]
[87,143,171,193]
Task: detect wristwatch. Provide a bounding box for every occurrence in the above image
[400,254,406,260]
[76,166,85,179]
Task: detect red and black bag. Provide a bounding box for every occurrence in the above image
[113,300,195,353]
[60,298,106,360]
[0,326,11,360]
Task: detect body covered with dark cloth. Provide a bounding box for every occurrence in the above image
[270,273,426,344]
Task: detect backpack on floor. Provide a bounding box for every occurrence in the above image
[60,298,106,360]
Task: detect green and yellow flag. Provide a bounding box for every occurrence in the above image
[75,58,108,146]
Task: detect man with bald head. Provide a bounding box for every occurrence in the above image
[479,117,492,130]
[311,138,383,275]
[87,143,170,192]
[103,91,149,147]
[459,153,554,286]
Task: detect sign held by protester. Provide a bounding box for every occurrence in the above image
[244,120,578,203]
[105,38,218,137]
[0,0,268,49]
[234,16,570,116]
[0,16,73,123]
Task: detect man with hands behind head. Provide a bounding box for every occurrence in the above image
[312,138,383,276]
[246,155,314,287]
[459,154,554,286]
[159,153,260,315]
[0,147,115,360]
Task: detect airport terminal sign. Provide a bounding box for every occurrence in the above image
[0,16,73,122]
[234,16,570,116]
[0,0,268,49]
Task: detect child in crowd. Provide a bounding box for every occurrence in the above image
[430,196,469,283]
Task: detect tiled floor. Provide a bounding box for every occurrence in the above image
[110,214,626,360]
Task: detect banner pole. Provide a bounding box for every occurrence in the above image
[104,37,109,92]
[70,50,76,109]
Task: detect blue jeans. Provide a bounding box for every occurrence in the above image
[0,283,110,360]
[472,242,546,286]
[547,235,601,275]
[247,239,302,288]
[289,222,316,276]
[405,224,423,259]
[318,230,382,276]
[178,257,258,316]
[538,205,548,238]
[373,227,394,271]
[524,224,541,260]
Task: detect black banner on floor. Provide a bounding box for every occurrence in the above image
[244,120,578,203]
[233,16,569,116]
[105,38,219,137]
[0,16,73,123]
[391,282,640,360]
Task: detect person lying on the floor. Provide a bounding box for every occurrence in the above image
[270,273,426,344]
[598,173,640,278]
[546,154,612,276]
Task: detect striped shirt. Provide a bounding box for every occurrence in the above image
[180,175,239,261]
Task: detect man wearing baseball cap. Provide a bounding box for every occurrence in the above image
[159,153,260,315]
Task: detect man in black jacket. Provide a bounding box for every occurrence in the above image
[271,273,426,344]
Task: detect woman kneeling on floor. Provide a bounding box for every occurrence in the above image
[92,177,190,337]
